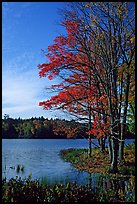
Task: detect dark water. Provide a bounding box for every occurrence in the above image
[2,139,134,183]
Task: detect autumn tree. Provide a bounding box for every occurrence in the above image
[38,14,108,156]
[71,2,135,171]
[38,2,135,172]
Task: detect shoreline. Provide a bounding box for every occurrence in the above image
[60,144,135,177]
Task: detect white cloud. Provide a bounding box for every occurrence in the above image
[2,53,74,120]
[2,52,58,119]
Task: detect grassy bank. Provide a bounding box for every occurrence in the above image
[60,143,135,176]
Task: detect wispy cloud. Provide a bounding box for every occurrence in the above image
[2,52,57,118]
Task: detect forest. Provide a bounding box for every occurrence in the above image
[2,115,134,140]
[2,115,88,139]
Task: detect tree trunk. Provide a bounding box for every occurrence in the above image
[88,136,92,157]
[110,137,119,173]
[98,138,101,146]
[102,137,106,152]
[119,74,130,163]
[119,140,124,163]
[99,137,106,153]
[88,105,92,157]
[107,136,113,163]
[119,122,125,163]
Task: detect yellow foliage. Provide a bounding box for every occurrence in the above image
[130,36,135,42]
[130,175,135,189]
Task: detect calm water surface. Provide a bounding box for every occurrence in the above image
[2,139,135,185]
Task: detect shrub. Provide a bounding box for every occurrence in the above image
[2,177,97,202]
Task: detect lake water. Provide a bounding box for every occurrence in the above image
[2,139,135,185]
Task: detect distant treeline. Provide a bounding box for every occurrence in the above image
[2,116,88,139]
[2,115,134,139]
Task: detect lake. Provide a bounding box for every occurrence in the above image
[2,139,135,185]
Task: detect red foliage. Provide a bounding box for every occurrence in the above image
[86,116,110,138]
[38,17,110,139]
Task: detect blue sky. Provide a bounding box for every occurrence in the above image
[2,2,72,119]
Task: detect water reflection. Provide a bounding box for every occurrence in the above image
[39,172,135,202]
[87,173,135,202]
